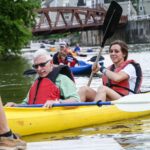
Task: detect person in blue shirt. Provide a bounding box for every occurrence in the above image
[73,43,81,55]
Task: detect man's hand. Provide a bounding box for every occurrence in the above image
[5,102,17,107]
[43,100,60,108]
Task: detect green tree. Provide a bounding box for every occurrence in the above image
[0,0,40,58]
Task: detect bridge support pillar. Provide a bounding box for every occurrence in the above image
[80,28,126,46]
[81,30,102,46]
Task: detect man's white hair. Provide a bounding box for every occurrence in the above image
[33,49,52,60]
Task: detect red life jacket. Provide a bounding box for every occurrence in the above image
[28,78,60,104]
[102,60,142,96]
[28,65,74,104]
[68,59,77,67]
[58,57,68,65]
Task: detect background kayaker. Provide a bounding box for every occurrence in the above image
[5,49,80,108]
[78,40,142,102]
[73,43,81,56]
[57,52,78,67]
[0,97,26,149]
[53,41,78,67]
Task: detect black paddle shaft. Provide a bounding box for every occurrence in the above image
[102,1,123,47]
[87,1,123,86]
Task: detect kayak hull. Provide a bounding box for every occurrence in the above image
[5,105,150,136]
[70,60,92,75]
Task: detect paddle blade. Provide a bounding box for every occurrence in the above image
[23,69,36,76]
[102,1,123,47]
[88,55,104,62]
[112,93,150,112]
[87,1,122,86]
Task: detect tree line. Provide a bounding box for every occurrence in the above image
[0,0,40,59]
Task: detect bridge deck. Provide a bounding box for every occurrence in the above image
[32,7,127,36]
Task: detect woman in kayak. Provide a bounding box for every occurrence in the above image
[79,40,142,102]
[0,97,26,149]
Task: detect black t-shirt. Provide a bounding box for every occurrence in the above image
[53,52,59,64]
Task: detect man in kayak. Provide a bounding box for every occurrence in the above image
[53,41,78,67]
[0,97,26,149]
[6,49,80,108]
[79,40,142,102]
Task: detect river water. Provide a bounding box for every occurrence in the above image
[1,44,150,149]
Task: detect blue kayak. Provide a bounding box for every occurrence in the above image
[70,60,92,75]
[23,61,92,76]
[23,58,104,76]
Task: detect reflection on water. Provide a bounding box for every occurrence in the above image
[22,115,150,149]
[0,58,34,103]
[1,48,150,149]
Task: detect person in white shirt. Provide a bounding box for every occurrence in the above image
[79,40,142,102]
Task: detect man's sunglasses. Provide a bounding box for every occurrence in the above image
[32,60,50,69]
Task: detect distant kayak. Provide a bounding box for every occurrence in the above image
[23,61,91,76]
[87,48,93,52]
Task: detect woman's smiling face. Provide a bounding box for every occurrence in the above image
[109,44,125,65]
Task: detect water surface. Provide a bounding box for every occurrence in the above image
[1,45,150,149]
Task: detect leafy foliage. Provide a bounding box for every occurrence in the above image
[0,0,40,58]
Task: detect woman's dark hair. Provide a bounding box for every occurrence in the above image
[109,40,128,60]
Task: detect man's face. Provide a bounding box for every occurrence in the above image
[33,55,53,78]
[60,45,68,55]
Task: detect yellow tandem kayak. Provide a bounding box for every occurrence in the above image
[5,103,150,136]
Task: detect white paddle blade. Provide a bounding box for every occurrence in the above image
[112,93,150,112]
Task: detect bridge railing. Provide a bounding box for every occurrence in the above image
[32,6,127,35]
[128,15,150,21]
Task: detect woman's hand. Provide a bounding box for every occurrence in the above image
[92,63,100,73]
